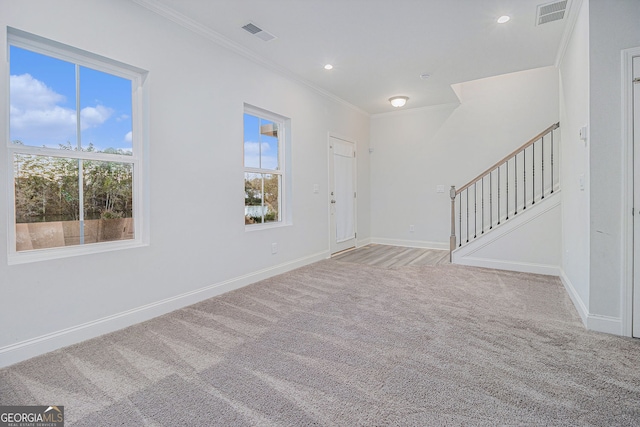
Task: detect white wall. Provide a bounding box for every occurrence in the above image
[558,0,590,322]
[0,0,370,366]
[559,0,640,335]
[370,66,559,248]
[588,0,640,331]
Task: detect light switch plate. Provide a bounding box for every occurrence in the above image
[579,126,588,141]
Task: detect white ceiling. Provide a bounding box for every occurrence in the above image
[139,0,570,114]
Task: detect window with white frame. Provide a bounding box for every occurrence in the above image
[243,105,287,226]
[7,29,146,261]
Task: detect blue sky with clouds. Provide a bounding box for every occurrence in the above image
[243,113,279,170]
[9,46,133,153]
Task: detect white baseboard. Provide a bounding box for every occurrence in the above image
[451,193,561,277]
[357,236,373,247]
[0,250,329,369]
[559,270,623,336]
[454,256,561,276]
[370,237,448,250]
[453,192,561,260]
[587,314,623,336]
[559,270,588,326]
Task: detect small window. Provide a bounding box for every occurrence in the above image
[243,106,287,226]
[7,29,146,262]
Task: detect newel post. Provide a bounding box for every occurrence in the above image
[449,185,456,262]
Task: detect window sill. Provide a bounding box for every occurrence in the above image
[244,221,292,232]
[7,239,148,265]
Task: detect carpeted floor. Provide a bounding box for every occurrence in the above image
[331,244,449,267]
[1,259,639,426]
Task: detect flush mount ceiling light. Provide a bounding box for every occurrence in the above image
[389,96,409,108]
[497,15,511,23]
[420,73,431,80]
[324,64,333,70]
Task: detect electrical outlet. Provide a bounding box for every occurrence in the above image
[409,225,415,232]
[436,185,445,193]
[313,184,319,193]
[271,243,278,254]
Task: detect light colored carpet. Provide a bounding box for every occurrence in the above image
[1,260,639,426]
[332,244,449,267]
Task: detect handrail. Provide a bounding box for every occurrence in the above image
[449,122,560,259]
[455,122,559,195]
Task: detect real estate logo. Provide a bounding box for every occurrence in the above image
[0,406,64,427]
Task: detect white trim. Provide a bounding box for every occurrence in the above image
[621,47,640,337]
[0,249,329,368]
[587,314,623,336]
[8,240,148,265]
[243,104,289,228]
[130,0,368,117]
[327,132,357,144]
[328,133,358,255]
[555,0,582,68]
[559,269,588,326]
[8,27,147,80]
[6,29,148,265]
[7,145,139,163]
[370,102,460,119]
[357,236,373,247]
[559,269,624,335]
[244,221,292,232]
[451,193,561,276]
[455,257,560,276]
[453,191,562,258]
[370,237,448,251]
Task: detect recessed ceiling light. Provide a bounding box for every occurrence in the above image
[324,64,333,70]
[497,15,510,24]
[420,73,431,80]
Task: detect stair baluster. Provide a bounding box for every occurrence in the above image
[532,141,535,205]
[481,176,485,234]
[541,135,545,200]
[514,153,518,215]
[506,159,509,220]
[449,123,560,259]
[489,171,493,229]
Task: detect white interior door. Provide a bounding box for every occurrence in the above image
[329,136,356,254]
[633,56,640,338]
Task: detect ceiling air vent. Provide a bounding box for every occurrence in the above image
[536,0,568,25]
[241,22,277,42]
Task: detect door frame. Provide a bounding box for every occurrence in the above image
[328,133,358,255]
[622,46,640,338]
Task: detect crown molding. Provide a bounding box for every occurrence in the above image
[370,101,460,119]
[129,0,369,116]
[555,0,583,68]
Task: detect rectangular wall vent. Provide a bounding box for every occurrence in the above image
[536,0,568,25]
[242,23,262,34]
[242,22,277,42]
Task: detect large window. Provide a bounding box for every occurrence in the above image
[8,30,146,262]
[244,105,287,226]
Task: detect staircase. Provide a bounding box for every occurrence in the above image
[449,123,560,267]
